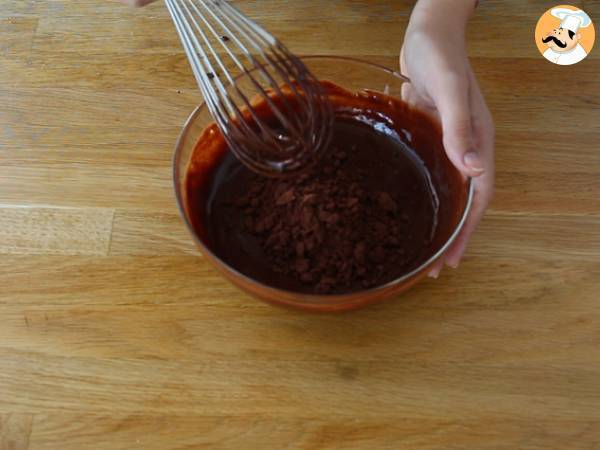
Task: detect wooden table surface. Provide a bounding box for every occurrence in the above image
[2,1,600,448]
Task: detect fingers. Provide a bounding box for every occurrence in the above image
[432,68,486,178]
[444,169,493,267]
[400,36,494,276]
[427,66,494,274]
[428,258,445,279]
[444,69,495,268]
[401,81,438,118]
[121,0,156,6]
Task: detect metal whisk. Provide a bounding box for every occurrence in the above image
[165,0,333,176]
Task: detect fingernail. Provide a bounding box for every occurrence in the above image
[463,151,485,173]
[447,260,459,269]
[428,267,441,279]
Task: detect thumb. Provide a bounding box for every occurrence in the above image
[432,73,485,177]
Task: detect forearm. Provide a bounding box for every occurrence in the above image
[408,0,477,35]
[404,0,477,72]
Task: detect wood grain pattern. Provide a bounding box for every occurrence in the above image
[0,415,33,450]
[0,206,114,255]
[1,0,600,449]
[22,415,600,450]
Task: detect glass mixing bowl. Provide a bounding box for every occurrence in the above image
[174,56,473,312]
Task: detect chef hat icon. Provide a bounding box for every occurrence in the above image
[551,8,592,33]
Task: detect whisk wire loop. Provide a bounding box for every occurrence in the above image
[165,0,333,175]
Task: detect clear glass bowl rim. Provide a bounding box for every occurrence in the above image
[173,55,474,306]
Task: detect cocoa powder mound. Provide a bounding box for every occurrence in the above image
[235,148,417,294]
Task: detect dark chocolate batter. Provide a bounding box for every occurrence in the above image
[184,82,464,295]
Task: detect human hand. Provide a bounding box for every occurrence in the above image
[401,0,495,278]
[120,0,156,6]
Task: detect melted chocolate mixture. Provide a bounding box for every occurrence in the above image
[184,82,463,295]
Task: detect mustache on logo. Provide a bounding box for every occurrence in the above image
[542,35,567,48]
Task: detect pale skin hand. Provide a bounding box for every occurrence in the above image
[401,0,495,278]
[121,0,495,278]
[120,0,155,6]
